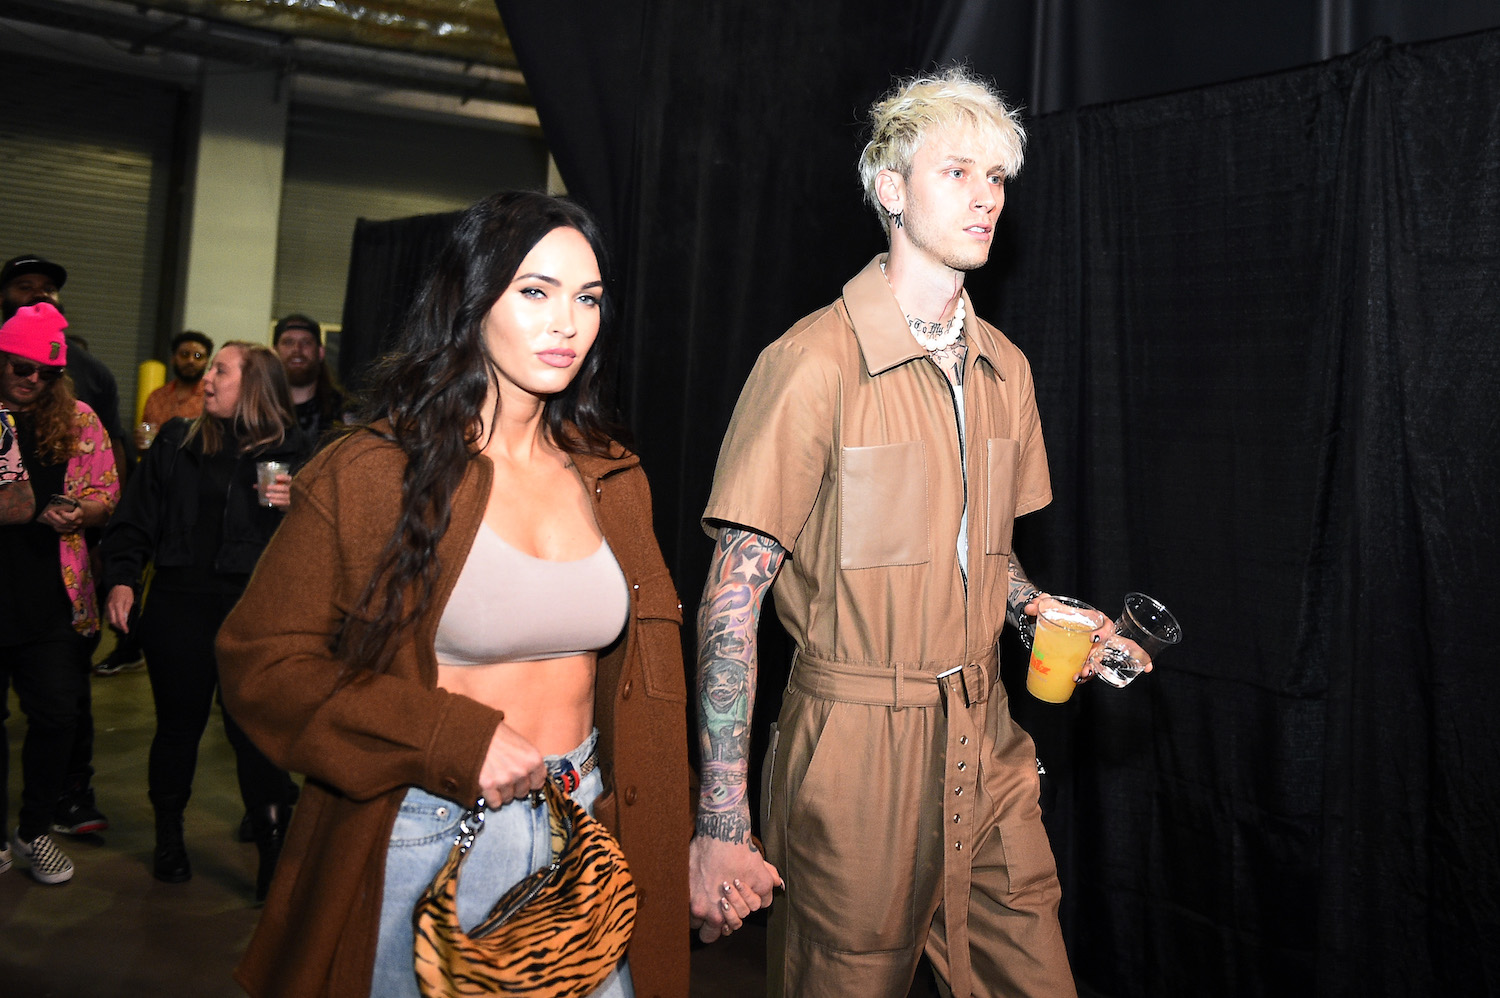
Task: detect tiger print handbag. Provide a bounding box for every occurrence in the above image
[412,778,637,997]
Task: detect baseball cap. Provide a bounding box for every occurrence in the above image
[0,255,68,291]
[273,313,322,344]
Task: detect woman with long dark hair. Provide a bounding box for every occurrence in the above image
[218,192,691,998]
[100,342,307,897]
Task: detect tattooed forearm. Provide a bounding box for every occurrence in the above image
[0,484,35,525]
[1005,552,1043,636]
[695,526,785,843]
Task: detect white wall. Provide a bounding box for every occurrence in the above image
[180,64,288,346]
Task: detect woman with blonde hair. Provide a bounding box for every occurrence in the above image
[0,302,118,886]
[100,341,308,897]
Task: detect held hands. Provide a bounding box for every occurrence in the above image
[477,722,547,807]
[106,584,135,633]
[688,830,783,943]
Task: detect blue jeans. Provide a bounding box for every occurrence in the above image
[370,730,633,998]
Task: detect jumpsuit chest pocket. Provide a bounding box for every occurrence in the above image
[985,437,1020,555]
[838,440,930,570]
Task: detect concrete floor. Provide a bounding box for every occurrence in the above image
[1,646,943,997]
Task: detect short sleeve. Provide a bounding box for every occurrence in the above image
[702,339,837,553]
[1012,352,1051,517]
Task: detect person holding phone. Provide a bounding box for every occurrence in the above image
[0,302,118,886]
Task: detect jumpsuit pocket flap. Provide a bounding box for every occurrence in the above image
[985,437,1020,555]
[839,440,929,570]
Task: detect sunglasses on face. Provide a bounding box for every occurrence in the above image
[8,359,65,381]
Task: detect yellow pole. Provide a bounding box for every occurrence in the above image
[135,359,166,426]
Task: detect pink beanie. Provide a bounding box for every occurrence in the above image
[0,302,68,366]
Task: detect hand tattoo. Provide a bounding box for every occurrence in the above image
[695,526,785,843]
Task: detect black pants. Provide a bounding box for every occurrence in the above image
[139,586,291,814]
[0,626,88,840]
[61,629,101,798]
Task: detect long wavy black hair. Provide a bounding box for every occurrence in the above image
[342,191,626,674]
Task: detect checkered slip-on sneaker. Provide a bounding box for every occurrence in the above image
[11,830,74,885]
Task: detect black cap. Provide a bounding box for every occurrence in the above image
[273,313,321,345]
[0,255,67,291]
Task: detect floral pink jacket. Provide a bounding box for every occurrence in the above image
[62,403,120,635]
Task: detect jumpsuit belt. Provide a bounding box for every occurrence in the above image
[788,648,997,998]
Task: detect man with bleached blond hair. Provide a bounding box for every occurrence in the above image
[688,68,1145,997]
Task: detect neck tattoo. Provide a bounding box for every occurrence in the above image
[905,303,965,351]
[881,261,966,351]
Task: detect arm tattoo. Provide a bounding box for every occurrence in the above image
[695,526,785,843]
[1005,553,1044,638]
[0,483,35,525]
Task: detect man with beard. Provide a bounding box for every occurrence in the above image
[272,314,347,444]
[138,331,213,443]
[689,69,1149,997]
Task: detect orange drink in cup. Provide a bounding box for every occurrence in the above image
[1025,595,1105,703]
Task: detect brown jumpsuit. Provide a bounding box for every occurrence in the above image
[704,257,1076,998]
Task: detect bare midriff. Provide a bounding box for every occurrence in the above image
[437,653,596,756]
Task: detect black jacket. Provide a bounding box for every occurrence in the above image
[100,418,309,590]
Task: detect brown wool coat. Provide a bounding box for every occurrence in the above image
[217,427,691,998]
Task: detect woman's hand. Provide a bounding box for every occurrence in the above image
[259,473,293,510]
[106,585,135,632]
[477,721,547,807]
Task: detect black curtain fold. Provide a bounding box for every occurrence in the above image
[338,210,462,391]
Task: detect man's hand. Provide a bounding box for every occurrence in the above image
[689,833,783,942]
[37,500,83,533]
[1080,618,1153,682]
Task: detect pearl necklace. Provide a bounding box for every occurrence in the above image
[881,261,966,351]
[906,302,965,351]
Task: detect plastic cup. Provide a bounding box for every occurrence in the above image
[255,460,290,507]
[1095,593,1182,688]
[1025,595,1105,703]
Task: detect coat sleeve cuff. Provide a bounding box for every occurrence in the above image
[422,692,506,804]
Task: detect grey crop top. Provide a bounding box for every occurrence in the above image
[433,521,630,666]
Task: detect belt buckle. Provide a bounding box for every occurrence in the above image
[936,663,971,711]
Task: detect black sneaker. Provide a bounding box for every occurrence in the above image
[93,648,144,676]
[53,796,109,836]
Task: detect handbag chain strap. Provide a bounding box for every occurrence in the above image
[455,797,487,855]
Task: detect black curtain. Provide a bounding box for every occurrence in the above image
[338,210,462,391]
[977,32,1500,997]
